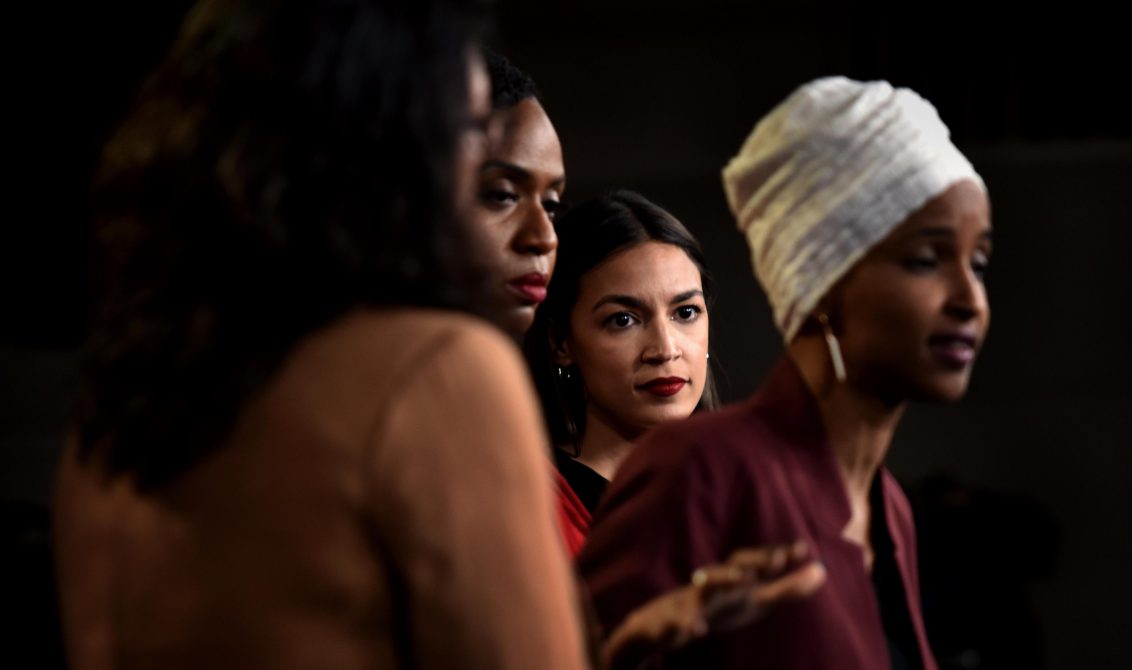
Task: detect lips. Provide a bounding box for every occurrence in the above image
[637,377,688,397]
[928,332,978,369]
[507,272,549,304]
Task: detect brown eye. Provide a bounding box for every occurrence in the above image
[901,253,938,272]
[542,199,566,220]
[971,252,990,279]
[479,189,517,206]
[673,305,702,322]
[605,312,637,330]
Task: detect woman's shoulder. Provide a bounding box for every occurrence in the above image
[343,306,506,347]
[306,307,520,375]
[358,307,545,487]
[270,308,530,441]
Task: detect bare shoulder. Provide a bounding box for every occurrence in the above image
[368,308,537,430]
[375,309,526,381]
[290,307,521,384]
[336,307,505,352]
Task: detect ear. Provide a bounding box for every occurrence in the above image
[812,286,844,326]
[819,267,856,321]
[799,295,839,339]
[550,333,573,367]
[814,291,837,316]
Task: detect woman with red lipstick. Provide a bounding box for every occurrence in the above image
[579,78,992,669]
[525,190,722,557]
[467,59,828,666]
[467,50,565,341]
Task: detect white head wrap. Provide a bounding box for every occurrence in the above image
[722,76,984,342]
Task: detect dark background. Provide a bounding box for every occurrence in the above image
[3,2,1129,667]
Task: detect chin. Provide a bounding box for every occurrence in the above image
[641,403,697,427]
[912,374,973,403]
[496,307,535,341]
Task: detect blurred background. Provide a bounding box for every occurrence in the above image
[4,1,1129,667]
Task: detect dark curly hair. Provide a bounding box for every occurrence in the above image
[79,0,489,489]
[524,189,720,453]
[483,48,539,109]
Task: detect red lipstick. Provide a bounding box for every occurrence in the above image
[507,273,549,304]
[638,377,687,397]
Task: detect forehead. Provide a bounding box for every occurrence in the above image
[890,179,991,239]
[488,99,563,168]
[578,242,702,299]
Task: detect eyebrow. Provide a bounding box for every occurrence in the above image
[907,226,994,243]
[480,159,566,189]
[591,289,704,313]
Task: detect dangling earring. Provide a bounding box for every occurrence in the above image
[817,313,847,383]
[556,366,572,380]
[706,352,711,360]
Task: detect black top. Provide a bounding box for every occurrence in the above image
[552,448,609,515]
[870,476,923,670]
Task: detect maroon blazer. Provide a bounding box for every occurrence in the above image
[578,356,937,670]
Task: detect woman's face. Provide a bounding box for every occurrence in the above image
[558,241,710,439]
[468,98,565,339]
[831,179,992,403]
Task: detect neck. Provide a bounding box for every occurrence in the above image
[575,408,641,482]
[788,338,905,501]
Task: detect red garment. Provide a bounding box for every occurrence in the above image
[579,356,938,670]
[554,468,591,558]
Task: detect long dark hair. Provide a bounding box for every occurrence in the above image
[524,189,720,453]
[78,0,487,489]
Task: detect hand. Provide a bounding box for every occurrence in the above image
[602,541,826,669]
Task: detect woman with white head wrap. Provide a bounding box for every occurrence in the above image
[580,77,991,670]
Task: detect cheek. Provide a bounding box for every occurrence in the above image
[466,215,513,280]
[573,334,637,388]
[840,283,935,356]
[546,249,558,281]
[685,323,710,379]
[595,338,637,375]
[978,284,992,329]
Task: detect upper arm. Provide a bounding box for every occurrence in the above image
[366,322,587,670]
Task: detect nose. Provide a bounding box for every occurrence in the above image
[641,320,682,365]
[944,263,989,323]
[512,202,558,256]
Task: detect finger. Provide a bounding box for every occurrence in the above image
[650,591,709,651]
[691,564,747,592]
[751,560,827,607]
[726,540,812,577]
[764,544,793,575]
[669,611,709,648]
[786,539,811,562]
[723,546,775,569]
[697,561,825,635]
